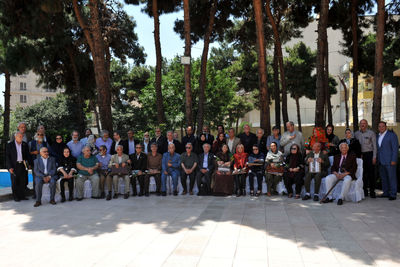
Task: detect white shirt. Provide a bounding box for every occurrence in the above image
[143,141,149,154]
[15,141,23,162]
[167,139,174,145]
[42,157,48,174]
[114,139,121,151]
[314,152,320,158]
[378,130,387,147]
[227,139,234,153]
[203,153,208,169]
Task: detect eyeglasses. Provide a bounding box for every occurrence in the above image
[42,151,49,153]
[38,134,44,136]
[56,137,62,139]
[186,146,192,149]
[291,147,297,150]
[136,147,142,149]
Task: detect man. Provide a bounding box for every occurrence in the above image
[180,142,198,195]
[151,127,167,154]
[127,129,140,156]
[67,130,85,158]
[323,142,358,205]
[6,132,30,202]
[202,125,214,145]
[96,145,112,199]
[146,143,162,195]
[110,131,128,155]
[10,122,31,143]
[80,128,93,146]
[30,131,51,199]
[181,126,196,148]
[280,121,304,156]
[255,128,267,155]
[37,125,49,144]
[95,130,113,154]
[76,146,100,200]
[196,143,215,196]
[130,144,148,196]
[302,142,330,201]
[227,128,241,154]
[267,126,281,151]
[162,130,183,154]
[238,124,257,154]
[354,119,377,198]
[161,143,181,196]
[376,121,398,200]
[33,147,58,207]
[109,145,131,199]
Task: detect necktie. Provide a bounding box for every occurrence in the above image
[340,155,346,168]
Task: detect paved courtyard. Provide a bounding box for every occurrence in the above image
[1,195,400,267]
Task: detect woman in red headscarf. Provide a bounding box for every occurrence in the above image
[304,127,328,153]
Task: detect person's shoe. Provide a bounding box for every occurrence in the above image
[389,196,397,201]
[250,190,254,196]
[173,190,178,196]
[322,198,333,204]
[50,200,56,205]
[106,193,112,201]
[266,192,272,197]
[161,191,167,196]
[313,195,319,202]
[337,199,343,205]
[61,197,66,203]
[189,191,194,195]
[138,192,144,197]
[145,192,150,197]
[132,192,137,197]
[182,190,187,195]
[364,190,369,197]
[255,191,261,197]
[236,190,242,197]
[302,194,310,200]
[242,189,246,196]
[156,191,161,196]
[113,194,118,199]
[68,195,74,201]
[124,193,129,199]
[370,191,376,198]
[14,198,20,202]
[76,198,83,201]
[100,192,106,199]
[34,201,41,207]
[288,193,293,198]
[295,194,300,199]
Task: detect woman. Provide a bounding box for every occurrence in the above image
[233,144,248,197]
[325,124,340,156]
[58,147,77,202]
[265,142,285,196]
[212,132,226,154]
[213,144,234,196]
[195,133,207,154]
[339,128,361,158]
[248,145,265,196]
[283,144,304,199]
[51,135,67,163]
[304,127,328,153]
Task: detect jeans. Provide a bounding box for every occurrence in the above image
[161,169,180,192]
[248,171,263,192]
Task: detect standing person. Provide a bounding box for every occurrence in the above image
[95,130,113,154]
[304,127,328,153]
[130,144,148,197]
[266,126,281,151]
[265,142,284,196]
[67,131,85,159]
[202,125,214,145]
[151,127,167,154]
[10,122,31,143]
[142,132,151,154]
[376,121,398,200]
[325,124,340,156]
[37,125,49,144]
[233,144,248,197]
[180,142,198,195]
[57,147,77,202]
[110,131,128,155]
[163,130,183,154]
[76,146,100,201]
[51,135,67,163]
[283,144,304,199]
[30,132,51,199]
[255,129,268,155]
[86,135,98,155]
[194,133,207,155]
[248,145,265,196]
[238,124,257,154]
[80,128,93,146]
[226,128,241,155]
[354,119,377,198]
[212,132,226,154]
[338,129,361,158]
[109,145,131,199]
[196,143,215,196]
[96,145,112,199]
[182,126,196,148]
[280,121,304,156]
[127,129,140,156]
[146,143,162,196]
[6,132,30,202]
[161,144,181,196]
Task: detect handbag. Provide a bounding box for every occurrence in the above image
[110,165,130,176]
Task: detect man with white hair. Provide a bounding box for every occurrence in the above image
[162,130,183,154]
[161,143,181,196]
[76,146,100,200]
[67,130,85,158]
[10,122,31,143]
[196,143,215,195]
[322,142,357,205]
[255,128,267,155]
[95,130,113,154]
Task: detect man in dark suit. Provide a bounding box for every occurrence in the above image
[202,125,214,145]
[130,144,148,196]
[323,142,358,205]
[33,147,58,207]
[6,132,31,201]
[255,128,268,155]
[151,127,167,154]
[238,124,257,154]
[377,121,398,200]
[196,143,215,195]
[162,131,183,154]
[110,131,128,155]
[182,126,196,148]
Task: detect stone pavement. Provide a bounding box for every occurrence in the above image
[0,195,399,267]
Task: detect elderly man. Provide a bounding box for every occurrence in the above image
[142,132,151,154]
[33,147,58,207]
[96,145,112,199]
[146,143,163,195]
[67,130,85,158]
[30,131,51,199]
[302,142,330,201]
[182,126,196,148]
[163,130,183,154]
[180,142,198,195]
[10,122,31,143]
[196,143,215,196]
[130,144,148,196]
[108,145,131,199]
[354,119,377,198]
[227,128,241,154]
[238,124,257,154]
[151,127,167,154]
[80,128,93,146]
[255,128,267,155]
[37,125,49,143]
[95,130,113,154]
[323,142,357,205]
[202,125,214,145]
[6,132,31,202]
[376,121,398,200]
[280,121,304,156]
[127,129,140,155]
[110,131,128,155]
[76,146,100,200]
[161,143,181,196]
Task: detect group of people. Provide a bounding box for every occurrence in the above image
[5,119,398,208]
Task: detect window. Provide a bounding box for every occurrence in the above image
[20,82,27,91]
[20,95,27,103]
[45,96,52,100]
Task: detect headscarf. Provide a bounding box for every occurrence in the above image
[305,127,328,150]
[325,124,336,142]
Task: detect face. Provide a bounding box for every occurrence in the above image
[127,131,134,139]
[185,144,192,153]
[243,125,250,134]
[72,132,79,141]
[218,133,224,141]
[40,148,49,159]
[15,133,23,143]
[202,126,208,133]
[155,128,161,137]
[200,135,206,141]
[203,144,210,153]
[99,146,107,155]
[167,132,173,141]
[56,135,63,143]
[102,133,109,141]
[286,123,294,132]
[340,144,349,154]
[345,130,352,139]
[83,147,91,157]
[378,123,387,133]
[168,144,175,154]
[173,132,179,139]
[63,148,70,157]
[151,144,158,153]
[253,146,259,154]
[85,129,92,137]
[113,132,120,141]
[18,123,26,133]
[313,143,321,153]
[217,126,223,133]
[144,132,150,140]
[135,145,142,154]
[360,120,368,131]
[187,127,193,135]
[38,125,45,134]
[257,129,263,138]
[222,145,228,153]
[270,143,277,152]
[272,128,279,136]
[313,128,318,137]
[229,129,235,138]
[37,133,44,142]
[290,145,298,154]
[326,126,333,135]
[237,145,244,153]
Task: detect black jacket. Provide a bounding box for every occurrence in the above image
[130,152,147,171]
[198,152,216,173]
[151,135,167,154]
[110,139,129,155]
[255,136,268,155]
[57,156,77,174]
[238,132,257,154]
[6,141,31,170]
[162,139,184,155]
[181,134,196,148]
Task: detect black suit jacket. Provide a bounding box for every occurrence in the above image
[110,139,129,155]
[256,136,268,155]
[162,139,184,155]
[181,134,196,148]
[151,135,167,154]
[6,141,31,170]
[198,152,216,173]
[331,153,357,180]
[130,152,147,171]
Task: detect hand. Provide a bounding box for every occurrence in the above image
[322,150,328,155]
[289,168,293,172]
[372,158,376,165]
[334,172,340,179]
[98,162,102,167]
[167,161,172,167]
[270,163,275,168]
[88,168,93,175]
[9,168,14,174]
[121,163,126,168]
[217,161,224,165]
[32,151,39,155]
[115,163,119,169]
[138,170,143,176]
[164,171,168,175]
[290,134,296,140]
[317,158,322,163]
[127,159,131,164]
[201,169,207,174]
[307,158,313,163]
[391,161,396,166]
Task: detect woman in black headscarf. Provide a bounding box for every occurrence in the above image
[51,134,67,164]
[325,124,340,156]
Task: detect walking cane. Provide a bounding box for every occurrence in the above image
[320,179,340,204]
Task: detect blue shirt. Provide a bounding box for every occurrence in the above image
[96,153,112,171]
[267,135,281,150]
[128,139,136,155]
[80,137,89,146]
[162,152,181,172]
[95,138,113,154]
[202,153,209,169]
[67,140,85,158]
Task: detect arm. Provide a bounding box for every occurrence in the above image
[391,133,399,164]
[171,154,181,169]
[279,133,290,147]
[371,131,377,159]
[34,160,45,179]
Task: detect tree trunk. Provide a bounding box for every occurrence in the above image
[339,76,350,128]
[183,0,193,126]
[196,0,217,135]
[324,37,332,125]
[253,0,271,135]
[315,0,329,127]
[266,0,288,130]
[273,44,281,128]
[295,96,302,132]
[372,0,385,132]
[90,99,101,134]
[351,0,359,131]
[3,70,11,140]
[152,0,166,124]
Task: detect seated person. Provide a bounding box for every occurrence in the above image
[146,143,162,196]
[96,145,112,199]
[213,144,234,196]
[233,144,248,197]
[338,128,361,158]
[109,145,131,199]
[322,142,357,205]
[180,142,198,195]
[302,142,330,201]
[248,145,265,196]
[161,143,181,196]
[33,147,58,207]
[265,142,284,196]
[130,144,148,196]
[76,146,100,200]
[283,144,304,199]
[57,147,77,202]
[196,143,215,196]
